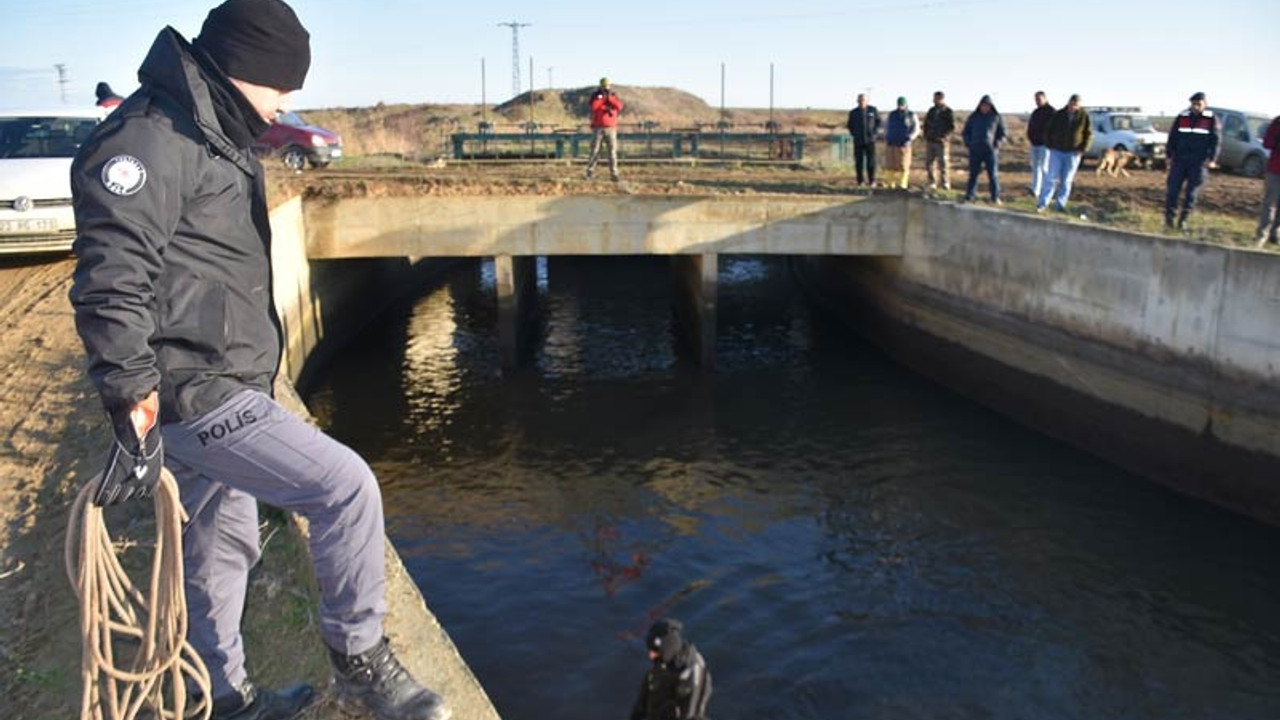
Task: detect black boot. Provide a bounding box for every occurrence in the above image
[329,638,451,720]
[210,681,315,720]
[1177,210,1190,230]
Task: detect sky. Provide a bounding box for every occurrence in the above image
[3,0,1278,119]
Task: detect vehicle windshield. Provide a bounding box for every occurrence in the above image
[0,116,99,159]
[1113,115,1155,132]
[276,112,307,127]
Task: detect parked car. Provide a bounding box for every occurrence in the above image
[1209,107,1273,178]
[0,108,103,254]
[1086,107,1167,167]
[254,111,342,171]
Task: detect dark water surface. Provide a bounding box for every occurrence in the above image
[305,256,1280,720]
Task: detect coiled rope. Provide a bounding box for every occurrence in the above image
[65,467,212,720]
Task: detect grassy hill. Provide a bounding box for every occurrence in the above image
[300,85,850,158]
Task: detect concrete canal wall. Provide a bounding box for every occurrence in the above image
[799,197,1280,524]
[268,196,501,720]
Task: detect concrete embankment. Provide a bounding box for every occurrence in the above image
[798,196,1280,524]
[270,196,499,720]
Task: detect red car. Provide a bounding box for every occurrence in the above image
[254,111,342,170]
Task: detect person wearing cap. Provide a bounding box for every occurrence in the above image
[67,2,451,720]
[586,77,623,181]
[1165,92,1221,230]
[94,81,124,109]
[630,618,712,720]
[846,93,881,188]
[1026,91,1055,198]
[923,90,955,190]
[1037,93,1093,213]
[1255,114,1280,248]
[885,96,920,190]
[961,94,1007,204]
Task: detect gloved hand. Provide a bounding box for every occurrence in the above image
[94,392,163,506]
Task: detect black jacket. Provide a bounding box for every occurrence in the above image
[923,104,955,142]
[962,96,1007,150]
[69,27,282,423]
[846,105,881,146]
[630,643,712,720]
[1026,104,1055,146]
[1167,108,1221,165]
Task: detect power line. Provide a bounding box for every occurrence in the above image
[497,21,530,99]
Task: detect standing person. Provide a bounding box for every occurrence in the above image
[884,96,920,190]
[1037,94,1093,212]
[94,81,124,110]
[1165,92,1220,230]
[846,93,881,187]
[630,619,712,720]
[962,94,1007,204]
[1256,115,1280,248]
[1027,91,1054,198]
[923,90,955,190]
[586,77,623,181]
[67,2,451,719]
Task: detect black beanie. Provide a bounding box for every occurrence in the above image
[645,618,685,664]
[194,0,310,92]
[95,82,117,102]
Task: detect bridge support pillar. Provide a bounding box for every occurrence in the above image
[496,254,537,371]
[671,253,717,368]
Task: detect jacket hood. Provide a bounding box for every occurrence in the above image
[646,618,686,665]
[976,94,998,113]
[137,27,253,173]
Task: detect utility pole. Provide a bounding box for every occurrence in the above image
[497,21,530,99]
[547,66,553,90]
[54,63,69,104]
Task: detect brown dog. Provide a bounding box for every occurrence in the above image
[1096,148,1136,177]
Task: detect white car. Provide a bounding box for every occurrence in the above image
[1086,107,1168,167]
[0,109,104,254]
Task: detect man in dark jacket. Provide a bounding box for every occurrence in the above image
[962,94,1007,204]
[1165,91,1220,230]
[1256,115,1280,248]
[630,619,712,720]
[68,2,450,719]
[1026,91,1054,197]
[846,93,881,187]
[1037,93,1093,212]
[885,96,919,190]
[923,90,955,190]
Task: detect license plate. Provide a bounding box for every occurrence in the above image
[330,148,343,158]
[0,218,58,235]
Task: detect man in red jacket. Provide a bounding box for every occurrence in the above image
[586,77,623,181]
[1257,115,1280,248]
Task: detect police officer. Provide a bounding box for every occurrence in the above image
[68,2,450,719]
[630,619,712,720]
[1165,91,1221,230]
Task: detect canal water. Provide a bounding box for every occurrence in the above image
[305,256,1280,720]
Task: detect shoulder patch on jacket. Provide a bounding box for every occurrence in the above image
[101,155,148,196]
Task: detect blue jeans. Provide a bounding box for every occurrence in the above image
[1029,144,1050,196]
[965,146,999,201]
[1038,150,1082,210]
[1166,160,1207,223]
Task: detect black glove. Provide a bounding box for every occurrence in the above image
[93,411,164,506]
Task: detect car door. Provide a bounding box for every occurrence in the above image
[1217,112,1245,170]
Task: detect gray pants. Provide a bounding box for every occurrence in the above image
[925,139,950,188]
[1257,172,1280,245]
[163,390,386,698]
[586,127,619,178]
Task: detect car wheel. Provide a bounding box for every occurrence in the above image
[282,146,307,171]
[309,159,330,170]
[1241,153,1265,178]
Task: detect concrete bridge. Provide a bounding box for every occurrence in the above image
[273,191,1280,523]
[303,194,912,367]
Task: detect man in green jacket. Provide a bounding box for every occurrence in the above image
[1037,94,1093,212]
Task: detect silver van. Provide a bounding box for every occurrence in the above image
[1209,107,1274,177]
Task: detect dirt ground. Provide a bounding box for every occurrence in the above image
[280,154,1268,244]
